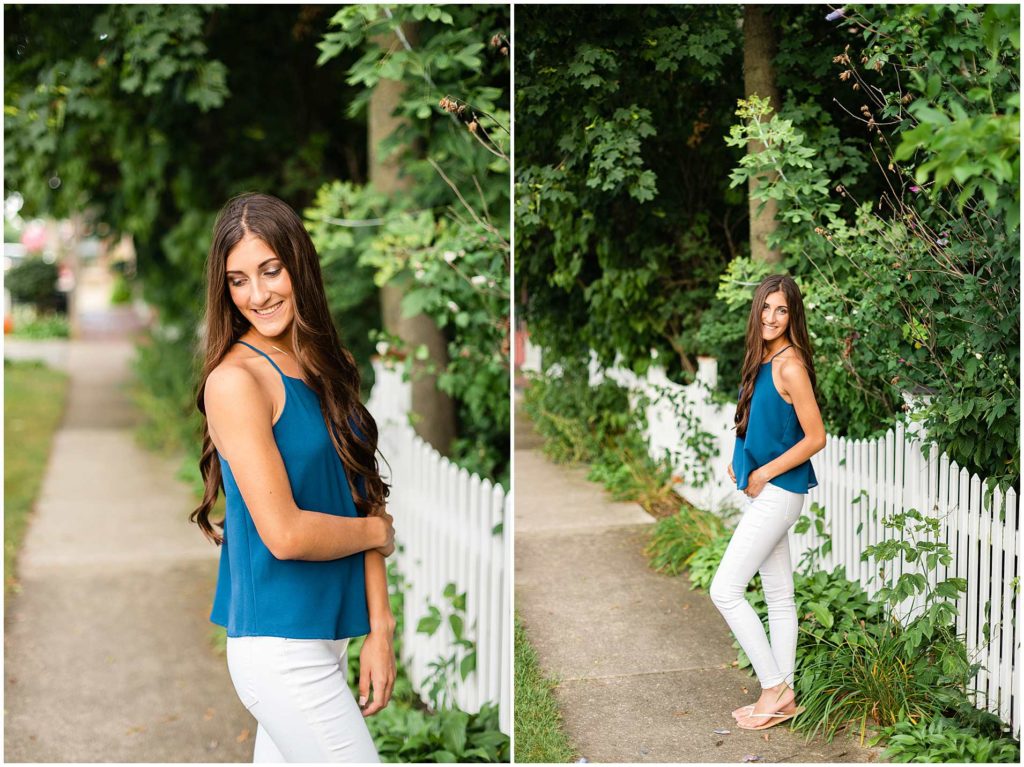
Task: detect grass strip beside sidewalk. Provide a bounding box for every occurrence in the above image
[514,613,577,763]
[4,359,70,595]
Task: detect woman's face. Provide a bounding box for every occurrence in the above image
[760,289,790,344]
[225,234,295,340]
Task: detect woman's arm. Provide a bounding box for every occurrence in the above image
[746,358,827,495]
[205,365,394,561]
[358,550,396,716]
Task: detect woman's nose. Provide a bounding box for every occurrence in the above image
[249,279,268,305]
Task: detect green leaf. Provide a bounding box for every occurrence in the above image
[809,602,834,629]
[441,710,469,755]
[459,650,477,680]
[416,606,442,636]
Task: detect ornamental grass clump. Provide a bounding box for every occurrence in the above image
[646,506,728,575]
[793,621,972,742]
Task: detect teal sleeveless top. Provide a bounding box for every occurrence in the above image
[210,341,370,639]
[732,347,818,495]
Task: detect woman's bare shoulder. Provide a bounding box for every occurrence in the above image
[778,352,812,388]
[204,352,267,413]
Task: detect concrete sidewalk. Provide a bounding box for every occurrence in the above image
[4,338,255,761]
[514,397,880,763]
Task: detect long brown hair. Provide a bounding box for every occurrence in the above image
[734,274,817,438]
[190,192,389,544]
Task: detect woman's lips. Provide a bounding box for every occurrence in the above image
[252,301,283,319]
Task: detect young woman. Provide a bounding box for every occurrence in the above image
[710,274,826,731]
[191,192,396,762]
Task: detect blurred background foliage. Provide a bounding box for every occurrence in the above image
[5,3,510,486]
[515,4,1019,489]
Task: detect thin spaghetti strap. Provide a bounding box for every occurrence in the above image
[768,344,792,362]
[236,340,288,380]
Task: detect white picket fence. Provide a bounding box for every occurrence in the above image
[366,359,511,734]
[525,343,1019,734]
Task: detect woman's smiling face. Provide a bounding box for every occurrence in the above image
[761,290,790,343]
[225,234,295,340]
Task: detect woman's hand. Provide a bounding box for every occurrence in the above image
[745,468,769,498]
[358,626,396,717]
[728,463,736,484]
[372,511,395,557]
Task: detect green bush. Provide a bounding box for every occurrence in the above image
[521,361,632,465]
[879,717,1020,763]
[645,506,727,576]
[132,330,203,458]
[585,432,676,511]
[368,703,509,763]
[6,257,59,312]
[794,619,971,741]
[110,272,132,305]
[685,532,732,591]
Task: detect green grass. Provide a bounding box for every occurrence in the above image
[4,359,69,595]
[514,614,577,763]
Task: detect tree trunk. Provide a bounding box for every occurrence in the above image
[743,5,783,264]
[369,23,456,455]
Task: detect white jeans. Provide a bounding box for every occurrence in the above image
[710,483,805,689]
[226,636,379,763]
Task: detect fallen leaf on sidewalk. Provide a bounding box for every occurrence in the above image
[715,740,724,747]
[713,728,731,735]
[741,687,749,694]
[742,756,762,763]
[237,728,251,743]
[204,708,215,721]
[673,710,689,717]
[126,724,147,735]
[761,733,770,742]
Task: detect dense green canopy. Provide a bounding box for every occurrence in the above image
[515,4,1019,488]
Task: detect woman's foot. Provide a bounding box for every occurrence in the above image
[732,704,754,720]
[735,682,796,729]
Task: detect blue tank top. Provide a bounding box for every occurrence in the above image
[732,349,818,495]
[209,341,370,639]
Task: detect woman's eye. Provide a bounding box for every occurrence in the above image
[265,269,281,278]
[230,279,245,287]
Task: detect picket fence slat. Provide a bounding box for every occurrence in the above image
[999,487,1017,726]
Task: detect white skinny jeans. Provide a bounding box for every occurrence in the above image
[226,636,379,763]
[710,483,805,689]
